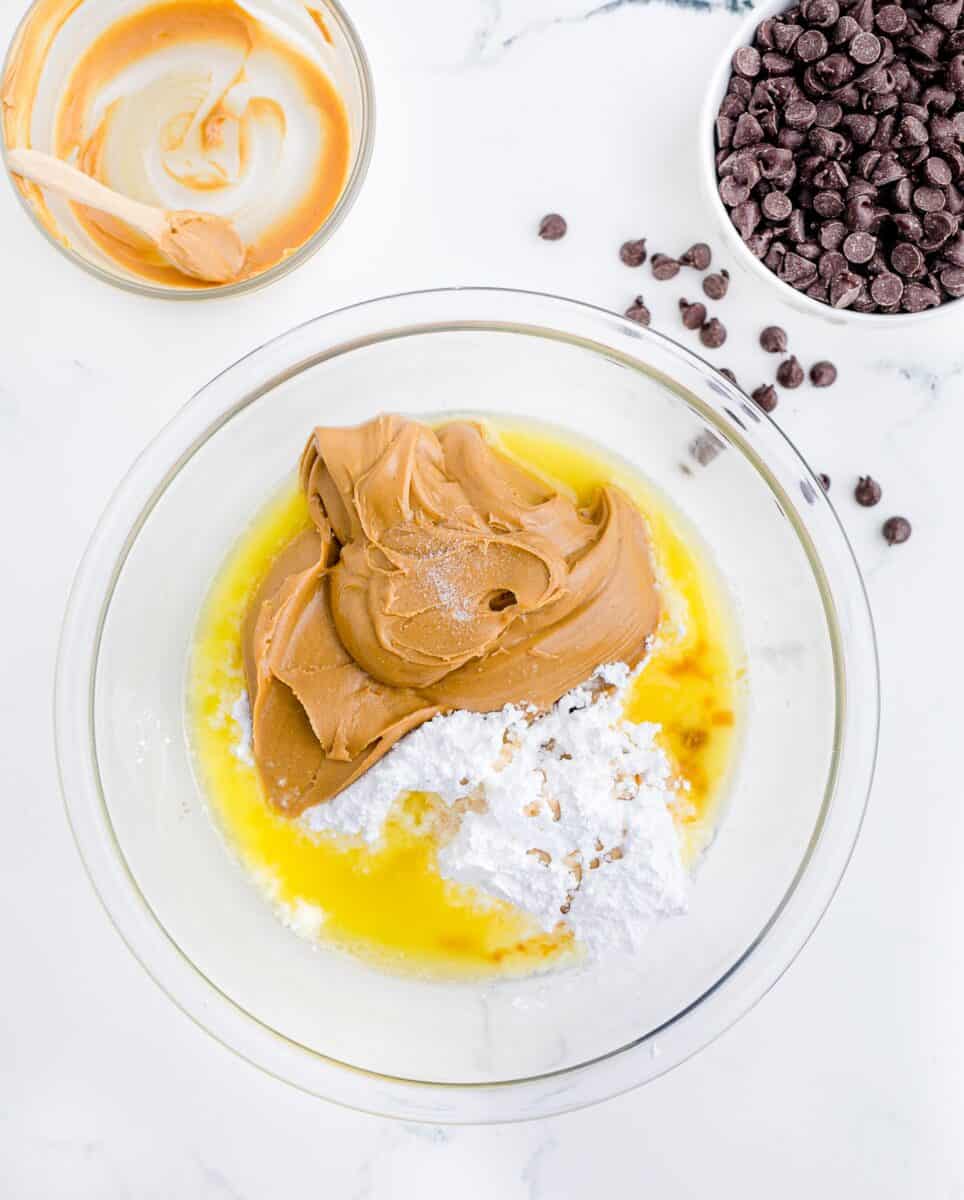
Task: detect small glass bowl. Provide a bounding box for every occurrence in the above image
[0,0,374,299]
[55,289,878,1122]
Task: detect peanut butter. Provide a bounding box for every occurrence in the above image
[157,211,246,283]
[244,416,661,816]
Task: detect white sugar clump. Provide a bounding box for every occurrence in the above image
[298,663,689,956]
[230,690,254,766]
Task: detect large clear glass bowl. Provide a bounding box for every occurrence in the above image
[54,289,878,1121]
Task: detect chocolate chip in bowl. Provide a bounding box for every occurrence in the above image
[701,0,964,323]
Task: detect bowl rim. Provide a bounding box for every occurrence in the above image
[0,0,376,301]
[54,287,880,1122]
[699,0,962,328]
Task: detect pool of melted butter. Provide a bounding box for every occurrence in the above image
[188,419,743,979]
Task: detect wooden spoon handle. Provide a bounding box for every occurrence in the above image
[6,148,167,242]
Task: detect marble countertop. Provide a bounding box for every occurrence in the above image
[1,0,960,1194]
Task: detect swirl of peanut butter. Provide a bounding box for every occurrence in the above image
[243,417,660,816]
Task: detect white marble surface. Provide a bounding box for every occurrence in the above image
[1,0,961,1193]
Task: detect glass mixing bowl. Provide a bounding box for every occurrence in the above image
[55,289,878,1121]
[1,0,374,299]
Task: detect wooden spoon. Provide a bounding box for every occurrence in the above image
[6,147,247,284]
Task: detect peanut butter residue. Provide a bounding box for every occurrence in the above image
[157,211,246,282]
[243,416,661,817]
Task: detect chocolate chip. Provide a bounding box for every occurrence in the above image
[891,241,925,275]
[681,242,712,269]
[700,318,728,348]
[780,250,819,286]
[875,5,907,35]
[733,112,765,148]
[760,325,788,352]
[830,269,863,306]
[818,472,832,491]
[803,0,839,27]
[821,220,849,249]
[941,265,964,295]
[733,46,763,78]
[849,31,882,64]
[815,100,844,128]
[796,29,829,61]
[902,281,941,310]
[720,176,751,207]
[620,239,648,267]
[786,99,818,128]
[752,383,779,411]
[702,269,730,300]
[777,355,805,387]
[538,213,567,240]
[813,190,846,218]
[855,475,882,505]
[882,515,912,544]
[679,298,707,329]
[842,230,876,263]
[763,190,794,220]
[624,295,651,325]
[810,360,838,386]
[841,113,877,145]
[819,249,849,277]
[923,157,953,187]
[921,210,958,249]
[914,185,947,212]
[720,368,740,387]
[651,254,680,280]
[870,272,905,304]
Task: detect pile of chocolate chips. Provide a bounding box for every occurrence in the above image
[715,0,964,313]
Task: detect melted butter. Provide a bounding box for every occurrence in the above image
[5,0,351,288]
[188,420,741,978]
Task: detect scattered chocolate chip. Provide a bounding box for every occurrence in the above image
[777,355,805,388]
[538,213,567,240]
[752,383,779,411]
[700,318,728,348]
[652,253,681,280]
[624,295,651,325]
[679,298,707,329]
[810,360,838,386]
[680,242,713,269]
[720,368,740,387]
[855,475,882,506]
[619,238,647,267]
[702,269,730,299]
[818,472,831,491]
[760,324,788,352]
[882,515,912,544]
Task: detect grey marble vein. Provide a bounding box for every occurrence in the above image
[468,0,750,64]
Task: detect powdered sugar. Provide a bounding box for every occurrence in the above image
[294,663,689,956]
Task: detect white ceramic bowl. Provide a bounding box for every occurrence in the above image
[55,289,878,1122]
[700,0,962,327]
